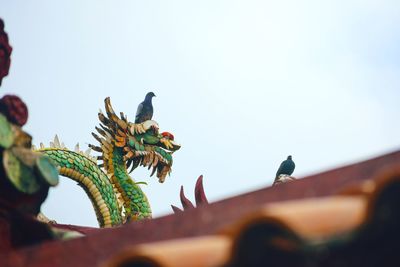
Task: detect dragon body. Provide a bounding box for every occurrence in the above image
[36,97,180,227]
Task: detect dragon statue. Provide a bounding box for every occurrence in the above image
[34,97,181,228]
[0,18,209,250]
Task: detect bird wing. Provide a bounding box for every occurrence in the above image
[275,161,284,178]
[135,102,144,122]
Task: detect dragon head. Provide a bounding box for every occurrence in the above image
[124,120,181,182]
[91,97,180,183]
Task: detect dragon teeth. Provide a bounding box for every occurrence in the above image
[161,166,170,182]
[149,152,154,165]
[152,155,159,167]
[150,166,157,177]
[147,156,152,167]
[158,166,168,183]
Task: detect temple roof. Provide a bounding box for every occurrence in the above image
[2,149,400,267]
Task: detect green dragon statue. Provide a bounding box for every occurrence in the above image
[35,97,181,228]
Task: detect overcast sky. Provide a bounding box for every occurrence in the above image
[1,1,399,227]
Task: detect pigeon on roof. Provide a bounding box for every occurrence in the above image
[135,92,156,123]
[275,155,295,179]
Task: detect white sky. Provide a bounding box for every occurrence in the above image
[1,1,399,227]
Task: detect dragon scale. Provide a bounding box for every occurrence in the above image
[39,148,122,227]
[36,97,180,228]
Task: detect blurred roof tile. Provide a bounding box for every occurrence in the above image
[2,149,400,267]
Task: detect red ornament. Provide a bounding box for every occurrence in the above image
[161,132,174,141]
[0,95,28,126]
[0,19,12,86]
[171,175,209,214]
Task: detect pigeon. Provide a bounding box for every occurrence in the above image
[135,92,156,123]
[275,155,295,179]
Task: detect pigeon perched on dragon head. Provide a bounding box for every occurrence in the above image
[135,92,156,123]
